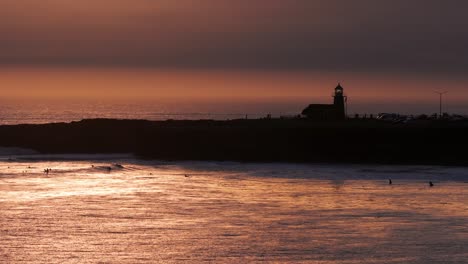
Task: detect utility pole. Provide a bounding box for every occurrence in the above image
[344,95,348,118]
[434,91,448,118]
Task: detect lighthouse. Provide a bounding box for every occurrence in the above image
[301,83,347,120]
[333,83,346,120]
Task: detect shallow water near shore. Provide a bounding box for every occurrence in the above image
[1,156,467,263]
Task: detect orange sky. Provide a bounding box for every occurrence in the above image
[0,1,467,113]
[0,67,466,104]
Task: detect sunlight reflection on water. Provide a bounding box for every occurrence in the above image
[0,158,467,263]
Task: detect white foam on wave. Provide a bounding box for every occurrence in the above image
[1,155,468,182]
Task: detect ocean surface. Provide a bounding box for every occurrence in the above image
[1,99,466,125]
[0,100,304,125]
[0,154,467,263]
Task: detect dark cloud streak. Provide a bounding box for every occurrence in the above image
[0,0,467,75]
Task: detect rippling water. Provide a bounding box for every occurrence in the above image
[0,156,467,263]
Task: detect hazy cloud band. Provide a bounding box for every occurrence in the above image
[0,0,467,74]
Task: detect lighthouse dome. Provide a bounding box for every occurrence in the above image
[335,83,344,95]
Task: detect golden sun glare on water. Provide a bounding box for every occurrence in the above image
[1,158,467,263]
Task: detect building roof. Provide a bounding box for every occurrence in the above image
[302,104,337,115]
[303,104,336,109]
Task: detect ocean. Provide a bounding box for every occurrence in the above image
[0,100,304,125]
[1,154,467,263]
[1,98,468,125]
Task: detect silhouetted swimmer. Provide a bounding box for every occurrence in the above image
[389,179,392,185]
[185,174,190,178]
[429,181,434,187]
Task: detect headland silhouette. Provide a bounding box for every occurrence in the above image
[0,84,467,165]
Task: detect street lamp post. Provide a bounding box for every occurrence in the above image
[434,91,448,118]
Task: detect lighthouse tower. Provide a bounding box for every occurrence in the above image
[333,83,346,120]
[301,83,348,120]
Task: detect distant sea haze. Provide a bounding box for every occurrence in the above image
[2,68,468,124]
[0,99,466,125]
[0,100,302,125]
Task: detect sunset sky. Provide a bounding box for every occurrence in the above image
[0,0,467,113]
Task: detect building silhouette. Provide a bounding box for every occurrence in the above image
[302,83,346,120]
